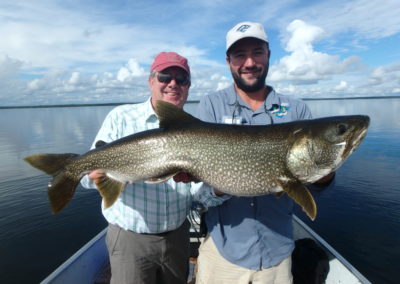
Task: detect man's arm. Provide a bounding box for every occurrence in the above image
[190,182,231,207]
[80,108,120,189]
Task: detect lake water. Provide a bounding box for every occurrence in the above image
[0,98,399,283]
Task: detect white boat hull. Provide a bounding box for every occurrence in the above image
[41,215,370,284]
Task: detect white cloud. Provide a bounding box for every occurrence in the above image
[330,0,400,39]
[0,0,399,105]
[0,55,27,102]
[188,69,231,98]
[0,55,23,79]
[334,81,348,91]
[364,63,400,95]
[273,0,400,40]
[370,64,400,84]
[269,20,361,85]
[27,79,44,91]
[117,59,146,82]
[0,0,222,74]
[285,20,325,52]
[69,72,81,85]
[9,59,149,106]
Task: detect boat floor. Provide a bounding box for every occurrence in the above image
[41,215,370,283]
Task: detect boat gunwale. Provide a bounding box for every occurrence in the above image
[293,215,371,284]
[40,228,108,284]
[41,215,371,284]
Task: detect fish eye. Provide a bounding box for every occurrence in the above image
[337,124,348,135]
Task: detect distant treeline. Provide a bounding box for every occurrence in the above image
[1,96,400,109]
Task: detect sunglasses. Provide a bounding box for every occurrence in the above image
[156,72,190,86]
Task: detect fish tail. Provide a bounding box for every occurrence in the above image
[24,153,80,214]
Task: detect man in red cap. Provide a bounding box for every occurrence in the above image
[81,52,194,284]
[149,51,191,109]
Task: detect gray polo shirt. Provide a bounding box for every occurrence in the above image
[196,84,312,270]
[197,84,312,125]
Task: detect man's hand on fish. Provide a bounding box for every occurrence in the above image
[173,172,200,183]
[88,169,106,184]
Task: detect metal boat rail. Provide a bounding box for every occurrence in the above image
[41,215,371,284]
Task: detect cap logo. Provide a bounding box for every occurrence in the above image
[236,24,251,33]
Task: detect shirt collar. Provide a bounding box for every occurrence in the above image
[226,84,239,106]
[229,84,277,112]
[143,98,158,123]
[264,87,278,110]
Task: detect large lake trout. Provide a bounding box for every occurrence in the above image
[24,101,370,219]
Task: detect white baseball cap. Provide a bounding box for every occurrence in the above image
[226,21,269,52]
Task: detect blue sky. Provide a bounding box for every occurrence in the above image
[1,0,399,106]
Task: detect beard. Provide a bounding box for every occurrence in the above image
[232,65,269,93]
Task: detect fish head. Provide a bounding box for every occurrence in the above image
[287,115,370,183]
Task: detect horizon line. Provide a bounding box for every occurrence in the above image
[1,95,400,109]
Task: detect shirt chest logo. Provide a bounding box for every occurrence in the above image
[267,103,290,118]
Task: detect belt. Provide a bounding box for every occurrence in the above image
[109,219,189,236]
[142,231,170,236]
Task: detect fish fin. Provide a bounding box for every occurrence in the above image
[155,100,202,128]
[145,172,178,184]
[23,153,80,214]
[48,172,80,214]
[94,177,126,209]
[284,182,317,220]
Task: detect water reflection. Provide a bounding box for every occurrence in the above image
[0,106,110,283]
[0,106,113,182]
[0,98,399,284]
[306,98,400,132]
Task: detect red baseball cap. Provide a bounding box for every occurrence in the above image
[150,52,190,75]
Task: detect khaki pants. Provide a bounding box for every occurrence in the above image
[196,235,293,284]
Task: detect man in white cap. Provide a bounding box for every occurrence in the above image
[195,22,335,284]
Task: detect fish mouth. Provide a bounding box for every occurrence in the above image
[342,117,370,158]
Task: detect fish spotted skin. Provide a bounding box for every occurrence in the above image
[23,101,370,219]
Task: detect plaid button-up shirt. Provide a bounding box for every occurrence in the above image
[81,98,225,233]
